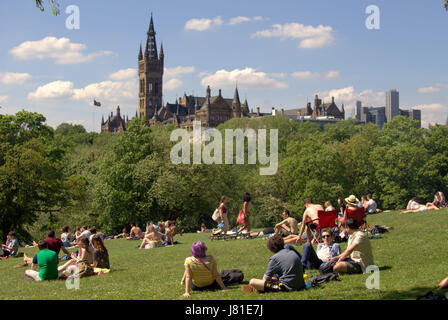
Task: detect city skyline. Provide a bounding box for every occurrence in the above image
[0,0,447,131]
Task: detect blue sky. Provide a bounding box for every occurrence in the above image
[0,0,447,131]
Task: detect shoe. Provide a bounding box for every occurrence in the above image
[242,285,259,293]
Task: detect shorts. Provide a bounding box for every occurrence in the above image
[306,222,318,231]
[264,279,290,292]
[192,281,220,291]
[419,206,428,212]
[344,259,363,274]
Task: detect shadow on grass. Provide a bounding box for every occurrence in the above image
[380,286,438,300]
[379,266,392,271]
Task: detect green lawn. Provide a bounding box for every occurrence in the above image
[1,210,447,300]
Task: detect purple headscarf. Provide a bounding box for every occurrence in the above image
[191,241,209,270]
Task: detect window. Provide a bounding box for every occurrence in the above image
[154,83,158,95]
[149,82,153,93]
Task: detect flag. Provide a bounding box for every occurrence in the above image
[93,100,101,107]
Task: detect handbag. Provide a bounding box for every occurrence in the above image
[212,208,220,222]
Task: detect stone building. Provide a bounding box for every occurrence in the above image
[101,106,127,133]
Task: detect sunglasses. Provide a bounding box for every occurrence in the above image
[322,235,331,238]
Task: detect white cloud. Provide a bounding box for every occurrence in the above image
[72,79,137,103]
[0,96,7,104]
[417,86,440,94]
[10,37,113,65]
[291,71,320,79]
[413,103,448,128]
[164,79,183,91]
[28,81,75,100]
[315,86,385,115]
[271,73,287,78]
[109,68,137,81]
[436,83,448,88]
[290,70,339,79]
[324,71,340,79]
[0,72,32,85]
[229,16,252,25]
[200,68,289,90]
[251,22,334,49]
[185,17,223,31]
[164,66,196,79]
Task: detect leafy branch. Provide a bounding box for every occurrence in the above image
[35,0,60,16]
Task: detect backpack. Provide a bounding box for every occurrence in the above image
[219,269,244,285]
[310,272,340,286]
[319,259,338,274]
[212,208,220,222]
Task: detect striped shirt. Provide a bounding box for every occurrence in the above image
[184,255,216,287]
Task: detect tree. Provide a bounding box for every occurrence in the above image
[446,0,448,10]
[35,0,60,15]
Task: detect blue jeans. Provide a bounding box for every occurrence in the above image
[300,242,323,270]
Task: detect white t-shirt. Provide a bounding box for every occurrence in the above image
[317,246,331,262]
[367,199,377,213]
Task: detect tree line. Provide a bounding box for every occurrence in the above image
[1,111,447,241]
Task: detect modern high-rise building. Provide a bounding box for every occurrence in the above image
[355,101,362,121]
[386,89,400,123]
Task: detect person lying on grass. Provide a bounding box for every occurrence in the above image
[439,276,448,290]
[330,219,374,275]
[243,234,305,293]
[182,241,228,297]
[400,197,440,214]
[197,224,212,233]
[24,240,59,281]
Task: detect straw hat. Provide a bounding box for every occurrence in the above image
[345,195,360,208]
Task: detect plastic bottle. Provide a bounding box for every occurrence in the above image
[303,273,311,289]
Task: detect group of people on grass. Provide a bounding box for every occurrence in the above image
[183,216,373,296]
[2,188,448,294]
[120,220,181,248]
[21,229,110,282]
[400,189,446,214]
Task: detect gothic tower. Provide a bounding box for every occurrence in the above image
[138,13,164,121]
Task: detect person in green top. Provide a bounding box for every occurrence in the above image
[24,240,59,281]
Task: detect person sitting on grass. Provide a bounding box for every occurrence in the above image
[113,227,129,239]
[299,229,341,270]
[297,198,322,244]
[274,210,298,237]
[139,223,163,249]
[58,236,94,278]
[165,221,182,245]
[1,231,19,257]
[197,224,212,233]
[182,241,228,297]
[401,197,440,214]
[126,222,144,240]
[89,226,104,243]
[61,226,72,248]
[91,235,110,275]
[325,201,335,212]
[24,240,59,281]
[366,194,381,214]
[243,234,305,293]
[24,230,71,267]
[432,189,446,208]
[330,219,374,274]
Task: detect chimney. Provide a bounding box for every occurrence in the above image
[218,89,222,97]
[281,108,284,116]
[332,97,335,103]
[256,107,260,116]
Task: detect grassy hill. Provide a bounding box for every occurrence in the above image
[1,209,447,300]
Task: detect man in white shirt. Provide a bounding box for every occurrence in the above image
[366,194,379,214]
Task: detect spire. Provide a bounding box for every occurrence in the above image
[206,85,211,98]
[138,43,143,60]
[145,13,158,59]
[233,86,241,105]
[160,43,164,59]
[101,115,104,125]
